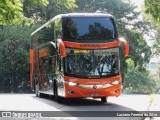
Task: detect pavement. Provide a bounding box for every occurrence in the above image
[145,94,160,120]
[0,93,159,120]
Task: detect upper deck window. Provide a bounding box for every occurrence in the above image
[62,17,117,42]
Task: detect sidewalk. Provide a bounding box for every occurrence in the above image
[145,94,160,120]
[149,94,160,111]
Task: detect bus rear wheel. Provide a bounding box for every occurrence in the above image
[101,97,108,103]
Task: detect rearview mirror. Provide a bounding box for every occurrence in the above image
[118,38,129,57]
[58,39,66,57]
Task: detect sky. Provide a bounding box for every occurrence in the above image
[130,0,144,9]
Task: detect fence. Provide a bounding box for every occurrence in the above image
[0,74,33,93]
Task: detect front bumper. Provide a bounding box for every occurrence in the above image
[64,83,122,98]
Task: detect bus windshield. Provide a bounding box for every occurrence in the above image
[64,48,120,78]
[62,17,117,42]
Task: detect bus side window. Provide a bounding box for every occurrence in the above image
[58,56,64,72]
[40,58,48,74]
[48,44,57,74]
[47,58,52,74]
[48,57,56,74]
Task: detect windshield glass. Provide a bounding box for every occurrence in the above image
[62,17,117,42]
[64,48,120,78]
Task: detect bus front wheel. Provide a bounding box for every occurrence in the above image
[101,97,108,103]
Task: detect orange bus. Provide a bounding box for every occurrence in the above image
[30,13,129,103]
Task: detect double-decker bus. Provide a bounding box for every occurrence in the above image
[30,13,129,103]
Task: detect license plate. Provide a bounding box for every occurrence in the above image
[90,93,99,97]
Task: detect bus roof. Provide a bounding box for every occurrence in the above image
[59,13,113,18]
[31,13,113,36]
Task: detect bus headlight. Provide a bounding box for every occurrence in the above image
[111,80,121,85]
[69,82,77,86]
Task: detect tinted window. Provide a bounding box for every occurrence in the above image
[62,17,117,42]
[31,22,55,48]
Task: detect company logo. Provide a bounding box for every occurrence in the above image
[2,112,11,117]
[93,85,97,89]
[80,44,101,48]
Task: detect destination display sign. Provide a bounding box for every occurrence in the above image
[73,50,91,54]
[66,48,118,55]
[94,48,118,55]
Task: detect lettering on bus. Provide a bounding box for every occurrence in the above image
[39,47,49,58]
[80,44,101,48]
[74,50,91,54]
[94,48,118,55]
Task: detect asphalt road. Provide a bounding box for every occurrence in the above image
[0,93,159,120]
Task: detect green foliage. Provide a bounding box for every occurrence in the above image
[125,29,151,69]
[56,0,77,10]
[23,0,49,7]
[22,0,49,18]
[144,0,160,62]
[155,64,160,92]
[125,58,134,72]
[0,26,34,74]
[45,0,77,20]
[0,0,77,25]
[0,0,50,25]
[152,26,160,54]
[123,59,157,94]
[145,0,160,24]
[76,0,135,14]
[23,0,77,22]
[0,0,23,25]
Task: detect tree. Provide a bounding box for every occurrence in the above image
[124,59,156,94]
[0,26,36,92]
[144,0,160,62]
[125,29,151,70]
[152,26,160,54]
[0,0,77,25]
[0,26,33,74]
[0,0,50,25]
[23,0,77,23]
[155,64,160,92]
[0,0,23,25]
[144,0,160,24]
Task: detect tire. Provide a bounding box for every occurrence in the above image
[101,97,108,103]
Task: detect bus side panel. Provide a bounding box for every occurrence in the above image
[30,49,34,87]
